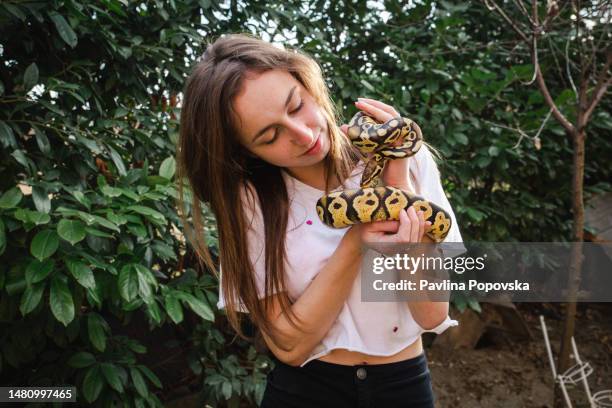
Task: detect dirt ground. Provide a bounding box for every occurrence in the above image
[427,303,612,408]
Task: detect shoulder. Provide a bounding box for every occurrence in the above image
[410,143,440,175]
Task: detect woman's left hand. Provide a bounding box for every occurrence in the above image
[340,97,411,190]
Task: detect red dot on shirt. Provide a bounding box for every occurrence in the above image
[306,220,313,225]
[393,326,398,332]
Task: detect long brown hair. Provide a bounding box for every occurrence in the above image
[176,33,360,350]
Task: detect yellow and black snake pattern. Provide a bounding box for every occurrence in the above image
[316,111,453,243]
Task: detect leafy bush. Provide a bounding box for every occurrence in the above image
[1,1,610,407]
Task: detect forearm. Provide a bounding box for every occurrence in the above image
[404,238,451,330]
[272,229,362,365]
[407,300,450,330]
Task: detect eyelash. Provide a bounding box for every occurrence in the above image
[264,101,304,145]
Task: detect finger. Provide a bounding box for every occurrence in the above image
[423,221,432,242]
[397,208,412,244]
[355,100,394,123]
[418,210,425,242]
[400,207,417,242]
[340,124,349,136]
[366,220,400,233]
[408,206,420,243]
[358,98,400,117]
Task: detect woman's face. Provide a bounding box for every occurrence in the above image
[233,69,331,169]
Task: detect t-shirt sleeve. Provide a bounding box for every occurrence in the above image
[216,183,274,313]
[409,144,467,258]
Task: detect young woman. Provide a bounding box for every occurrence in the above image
[177,33,464,408]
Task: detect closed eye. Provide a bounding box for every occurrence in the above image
[263,100,304,145]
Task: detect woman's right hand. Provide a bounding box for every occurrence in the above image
[348,206,431,255]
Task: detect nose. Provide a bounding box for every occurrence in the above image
[286,120,315,147]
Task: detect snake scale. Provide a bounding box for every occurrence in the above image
[315,111,453,243]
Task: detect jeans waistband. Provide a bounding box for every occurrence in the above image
[275,351,427,377]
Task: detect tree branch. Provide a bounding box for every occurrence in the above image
[512,0,536,26]
[532,0,579,135]
[583,51,612,126]
[482,0,531,43]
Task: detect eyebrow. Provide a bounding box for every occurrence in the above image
[251,85,297,144]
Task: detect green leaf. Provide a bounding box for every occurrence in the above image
[67,259,96,289]
[454,133,468,145]
[126,205,166,223]
[467,297,481,313]
[222,381,232,400]
[30,229,59,261]
[58,219,87,245]
[146,299,162,324]
[130,367,148,398]
[488,146,500,157]
[34,127,51,154]
[88,313,108,352]
[85,227,114,238]
[137,365,162,389]
[360,79,375,92]
[118,264,139,302]
[0,187,23,209]
[25,258,54,284]
[127,340,147,354]
[88,214,120,232]
[134,264,155,303]
[68,352,96,368]
[28,211,51,225]
[465,207,486,222]
[83,365,104,403]
[23,63,39,92]
[4,4,26,21]
[0,121,16,148]
[475,155,491,168]
[100,363,124,393]
[49,11,78,48]
[32,186,51,213]
[20,281,45,315]
[164,293,183,324]
[50,276,74,326]
[15,209,51,225]
[100,185,122,197]
[159,156,176,180]
[451,108,463,121]
[106,144,127,176]
[177,292,214,322]
[0,218,5,256]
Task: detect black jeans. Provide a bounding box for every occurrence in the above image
[260,352,435,408]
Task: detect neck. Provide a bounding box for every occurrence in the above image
[285,159,340,191]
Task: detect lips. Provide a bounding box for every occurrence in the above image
[303,133,321,155]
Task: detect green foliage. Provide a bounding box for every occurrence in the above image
[1,0,610,406]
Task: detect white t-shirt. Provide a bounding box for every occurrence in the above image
[217,144,466,367]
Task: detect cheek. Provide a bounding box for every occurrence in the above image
[257,143,295,166]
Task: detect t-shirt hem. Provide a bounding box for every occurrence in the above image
[300,318,459,367]
[300,335,423,367]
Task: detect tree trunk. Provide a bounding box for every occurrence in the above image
[553,129,586,408]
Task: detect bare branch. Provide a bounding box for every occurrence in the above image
[522,35,538,85]
[512,0,537,25]
[533,45,576,134]
[566,34,579,102]
[482,0,531,42]
[583,51,612,126]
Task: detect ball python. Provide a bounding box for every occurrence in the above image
[315,111,453,243]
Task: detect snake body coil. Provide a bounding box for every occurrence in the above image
[315,111,453,243]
